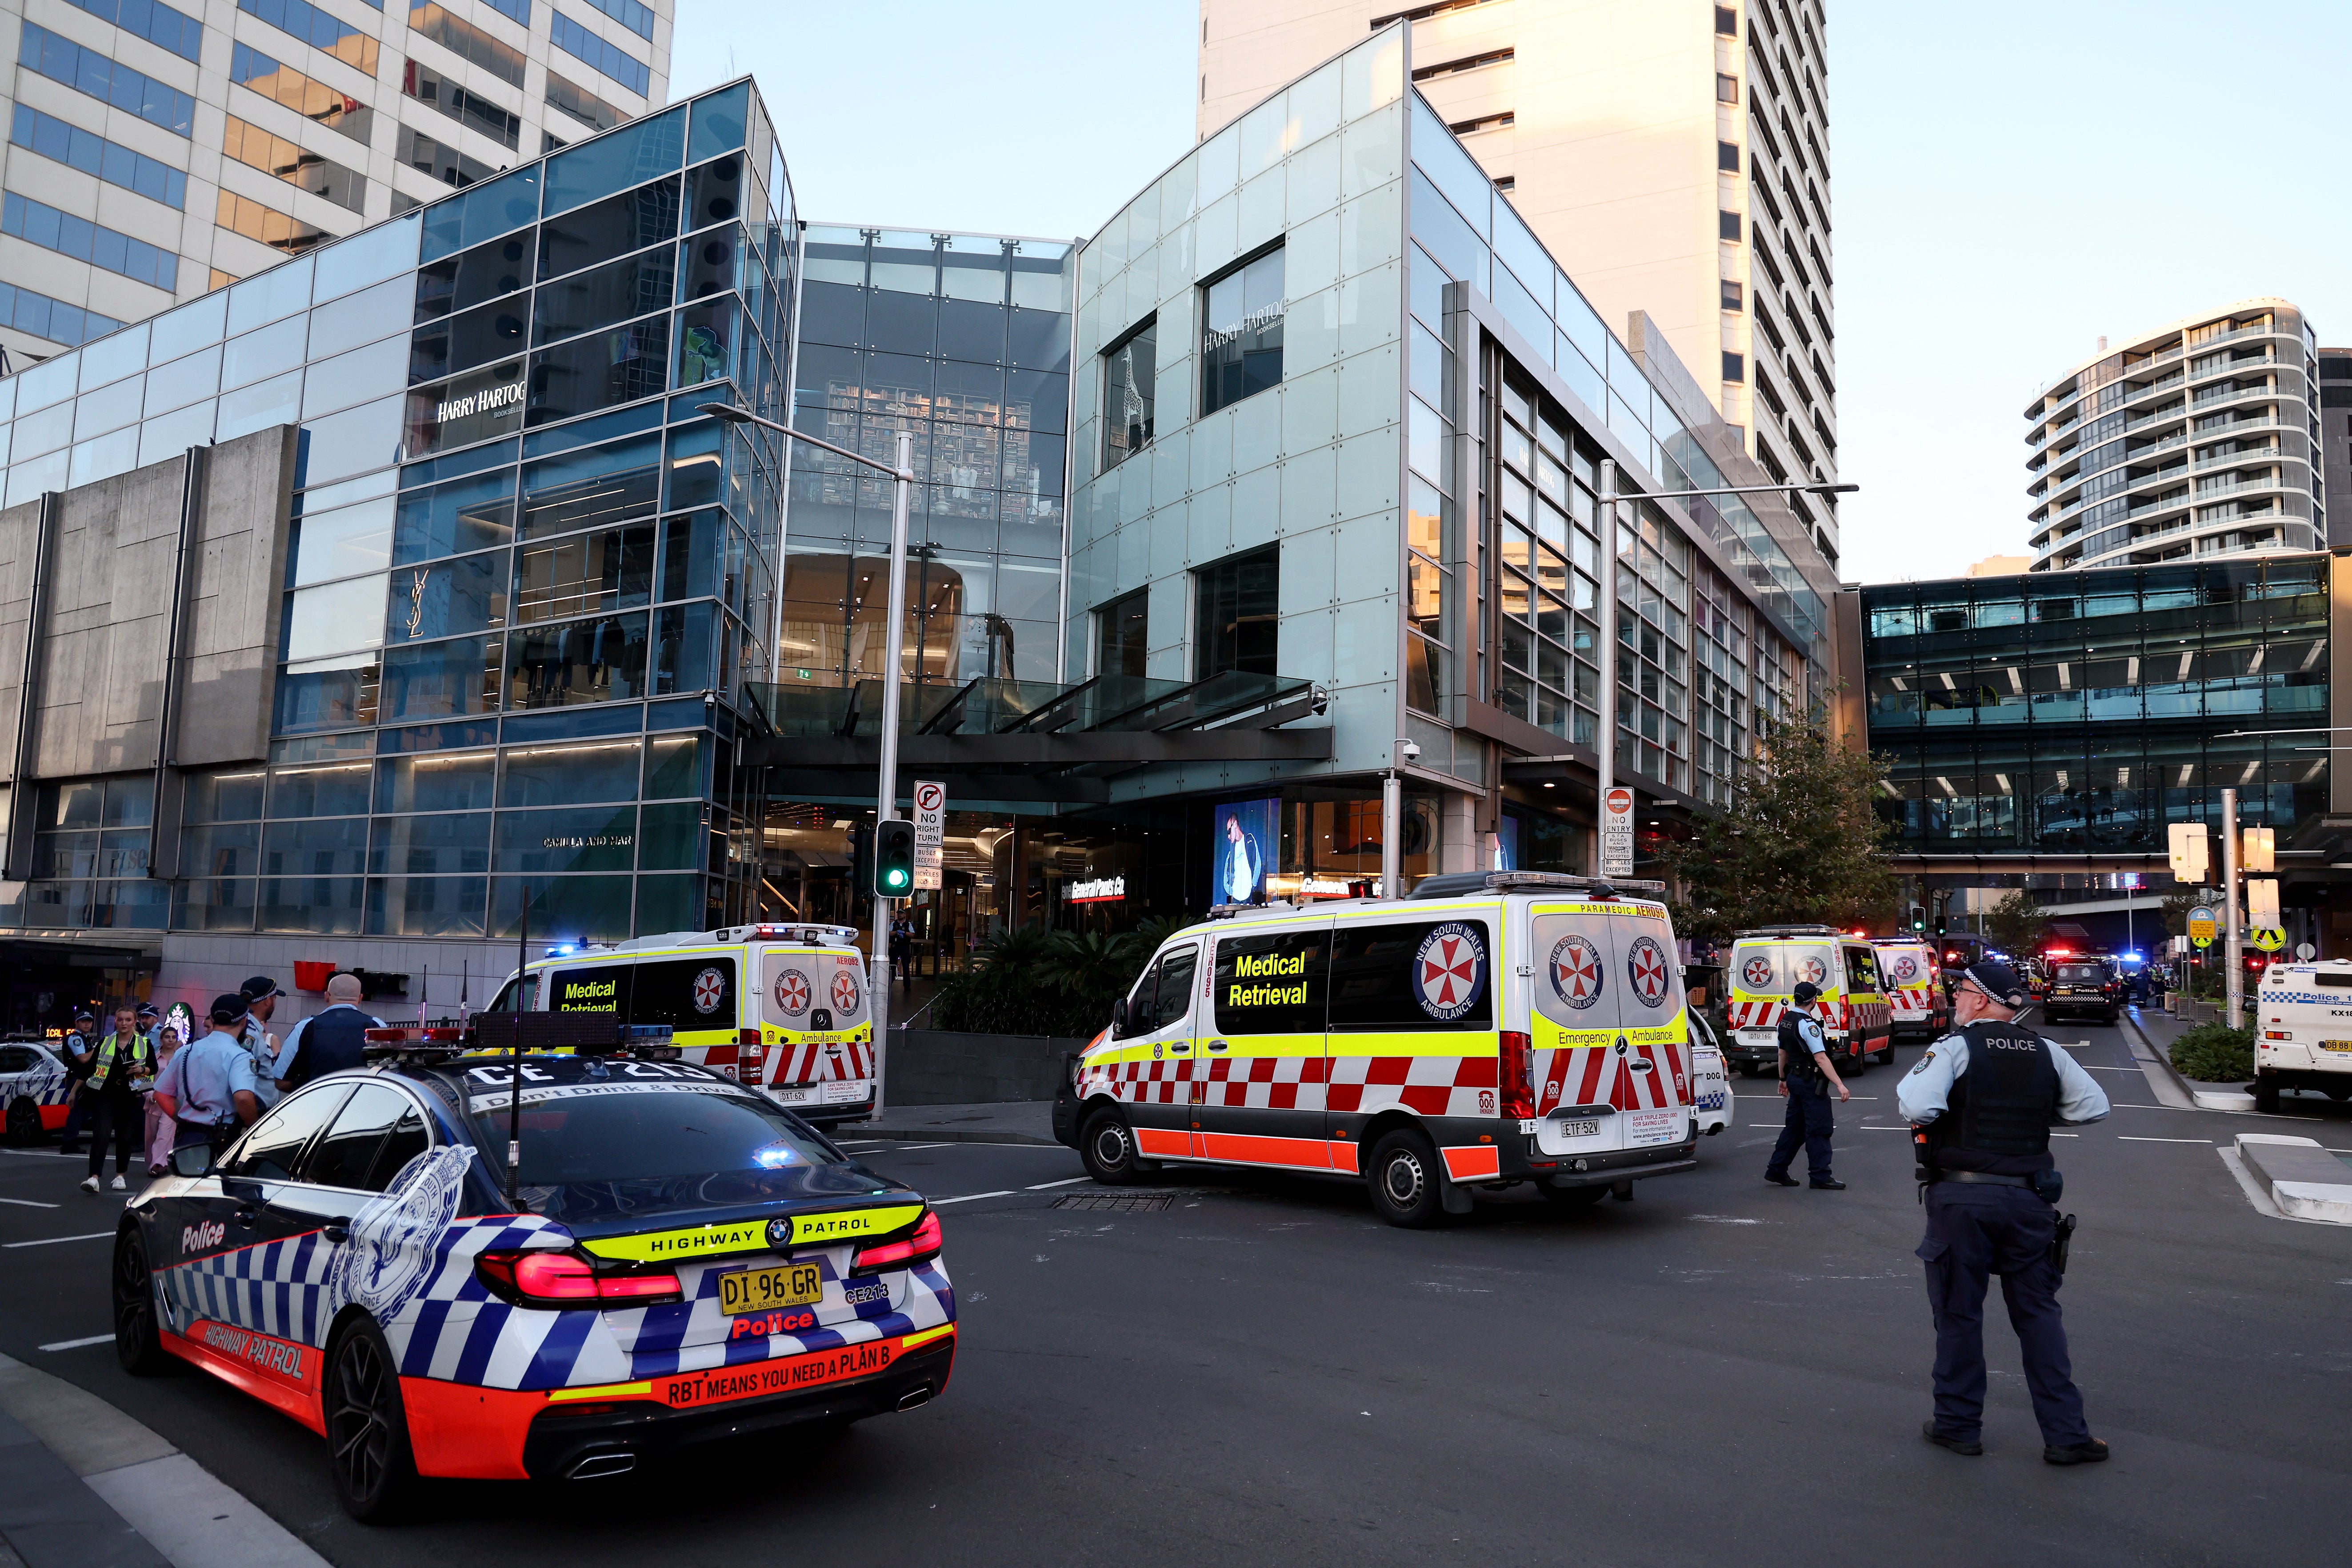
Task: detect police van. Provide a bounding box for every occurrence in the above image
[492,924,876,1125]
[1725,925,1893,1074]
[1871,936,1948,1039]
[1053,871,1700,1228]
[2253,960,2352,1113]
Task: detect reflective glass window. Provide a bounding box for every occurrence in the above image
[533,244,675,346]
[515,524,654,622]
[522,434,661,537]
[539,174,680,280]
[1201,247,1285,416]
[505,612,650,708]
[684,154,745,236]
[499,738,644,806]
[543,105,684,219]
[494,804,638,873]
[374,750,496,814]
[414,231,533,322]
[385,550,508,642]
[393,468,516,563]
[412,297,529,385]
[1101,317,1155,469]
[369,810,489,875]
[526,318,669,426]
[378,635,500,722]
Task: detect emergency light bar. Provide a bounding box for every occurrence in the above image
[720,923,862,946]
[1733,924,1843,938]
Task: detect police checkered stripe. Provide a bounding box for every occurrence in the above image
[3,1054,74,1108]
[1326,1052,1497,1117]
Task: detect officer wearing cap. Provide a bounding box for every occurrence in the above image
[1899,957,2112,1465]
[1765,979,1851,1190]
[237,975,285,1109]
[151,995,263,1156]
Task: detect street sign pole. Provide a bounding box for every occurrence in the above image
[2222,788,2243,1029]
[868,429,914,1123]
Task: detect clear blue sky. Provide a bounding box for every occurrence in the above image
[670,2,2352,586]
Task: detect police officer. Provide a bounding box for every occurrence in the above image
[151,995,263,1157]
[274,972,383,1090]
[1898,958,2112,1464]
[236,975,285,1109]
[56,1008,99,1154]
[1765,980,1850,1190]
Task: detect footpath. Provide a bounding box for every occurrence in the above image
[2121,1002,2352,1225]
[0,1351,326,1568]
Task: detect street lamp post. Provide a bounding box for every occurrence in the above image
[1589,467,1856,875]
[702,400,914,1117]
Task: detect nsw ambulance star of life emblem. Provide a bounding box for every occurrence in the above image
[692,966,727,1014]
[1412,922,1486,1022]
[1549,934,1604,1011]
[1625,936,1671,1009]
[773,969,812,1016]
[1741,955,1773,989]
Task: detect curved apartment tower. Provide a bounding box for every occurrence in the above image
[2026,299,2321,571]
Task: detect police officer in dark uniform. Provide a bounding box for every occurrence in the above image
[1900,958,2112,1464]
[1765,980,1850,1190]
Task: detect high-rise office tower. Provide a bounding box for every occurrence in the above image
[0,0,671,368]
[2025,300,2323,571]
[1198,0,1841,564]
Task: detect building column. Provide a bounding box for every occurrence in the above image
[1441,790,1479,874]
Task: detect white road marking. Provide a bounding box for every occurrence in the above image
[39,1333,113,1352]
[2117,1136,2213,1144]
[4,1231,114,1248]
[0,1197,60,1208]
[929,1190,1017,1205]
[2052,1132,2080,1137]
[860,1142,952,1152]
[2081,1066,2141,1072]
[1026,1176,1093,1190]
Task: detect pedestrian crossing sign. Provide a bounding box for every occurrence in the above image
[2249,926,2285,952]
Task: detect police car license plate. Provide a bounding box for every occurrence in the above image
[716,1261,823,1316]
[1560,1118,1600,1138]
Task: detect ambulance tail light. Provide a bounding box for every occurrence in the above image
[1499,1031,1535,1120]
[475,1250,683,1307]
[2264,1029,2291,1040]
[850,1211,942,1276]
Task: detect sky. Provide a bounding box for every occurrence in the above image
[669,1,2352,587]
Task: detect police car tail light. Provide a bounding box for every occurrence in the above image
[476,1249,683,1306]
[1499,1032,1535,1121]
[849,1211,941,1276]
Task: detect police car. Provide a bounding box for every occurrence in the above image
[112,1028,954,1520]
[1687,1012,1733,1137]
[2254,960,2352,1112]
[1054,871,1702,1227]
[494,924,878,1126]
[2,1037,75,1144]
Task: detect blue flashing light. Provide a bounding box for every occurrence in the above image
[547,942,576,956]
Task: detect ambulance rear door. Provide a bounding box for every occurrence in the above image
[1530,901,1629,1156]
[761,945,873,1110]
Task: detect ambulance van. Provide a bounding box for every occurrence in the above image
[1725,925,1894,1074]
[493,923,876,1125]
[2253,960,2352,1112]
[1872,936,1948,1039]
[1053,871,1701,1228]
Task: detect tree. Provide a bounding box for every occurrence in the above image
[1980,890,2048,957]
[1658,708,1900,942]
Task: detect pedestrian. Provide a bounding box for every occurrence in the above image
[144,1023,184,1176]
[274,973,384,1090]
[237,975,286,1108]
[1764,979,1850,1190]
[151,995,264,1159]
[56,1008,99,1154]
[76,1004,155,1193]
[1899,957,2112,1465]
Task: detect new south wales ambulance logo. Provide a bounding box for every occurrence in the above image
[1741,955,1773,988]
[1892,954,1920,984]
[1625,936,1671,1009]
[1412,923,1485,1022]
[830,969,863,1016]
[773,969,812,1016]
[1549,935,1604,1011]
[692,966,728,1014]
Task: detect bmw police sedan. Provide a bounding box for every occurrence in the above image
[112,1032,955,1520]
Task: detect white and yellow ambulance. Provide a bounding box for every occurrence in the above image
[1871,936,1948,1039]
[1052,871,1700,1228]
[1725,924,1893,1074]
[494,924,876,1125]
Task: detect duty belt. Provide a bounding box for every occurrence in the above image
[1929,1169,2034,1188]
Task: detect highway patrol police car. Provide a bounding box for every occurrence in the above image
[1055,871,1701,1227]
[2254,960,2352,1112]
[494,924,878,1125]
[2,1038,75,1144]
[112,1029,953,1520]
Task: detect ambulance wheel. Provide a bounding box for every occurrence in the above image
[2253,1077,2281,1115]
[112,1228,173,1378]
[1079,1109,1153,1186]
[325,1318,419,1523]
[1366,1128,1447,1228]
[4,1096,40,1146]
[1539,1183,1608,1210]
[1873,1043,1895,1066]
[2326,1085,2352,1103]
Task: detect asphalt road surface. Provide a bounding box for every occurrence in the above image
[4,1018,2348,1567]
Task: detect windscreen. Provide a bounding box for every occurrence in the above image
[458,1058,841,1188]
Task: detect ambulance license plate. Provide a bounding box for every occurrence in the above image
[2319,1041,2352,1053]
[716,1261,823,1316]
[1560,1118,1600,1138]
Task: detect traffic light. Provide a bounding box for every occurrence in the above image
[874,818,915,897]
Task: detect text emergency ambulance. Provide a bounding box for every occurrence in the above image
[491,925,875,1125]
[1725,925,1893,1075]
[1053,871,1701,1228]
[2254,960,2352,1112]
[1871,936,1948,1039]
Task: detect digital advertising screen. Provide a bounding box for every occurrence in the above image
[1210,798,1279,907]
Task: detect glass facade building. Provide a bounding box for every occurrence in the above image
[1861,554,2331,857]
[0,79,791,957]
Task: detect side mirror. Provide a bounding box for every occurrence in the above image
[322,1217,352,1244]
[1110,996,1129,1039]
[169,1142,214,1178]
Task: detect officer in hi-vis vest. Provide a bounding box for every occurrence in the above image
[1899,958,2111,1464]
[1764,980,1849,1190]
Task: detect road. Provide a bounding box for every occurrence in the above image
[4,1019,2349,1567]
